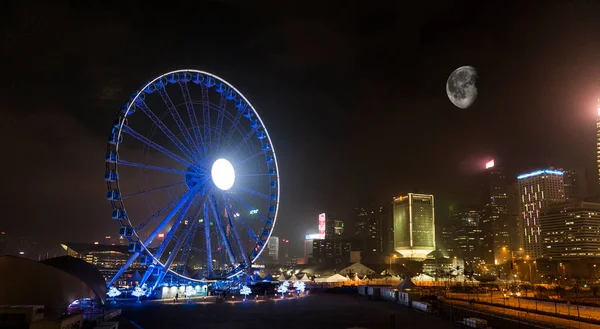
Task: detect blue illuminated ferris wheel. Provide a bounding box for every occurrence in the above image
[104,70,280,291]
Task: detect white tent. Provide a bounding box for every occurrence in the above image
[290,274,299,282]
[314,273,349,283]
[276,273,287,281]
[352,273,360,281]
[412,274,435,282]
[298,274,311,282]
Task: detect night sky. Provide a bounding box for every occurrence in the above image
[2,1,600,255]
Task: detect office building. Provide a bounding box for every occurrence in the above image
[61,242,145,283]
[267,236,279,262]
[393,193,435,259]
[541,201,600,260]
[480,161,510,265]
[353,205,389,255]
[452,210,484,267]
[325,217,344,239]
[518,169,565,258]
[597,98,600,186]
[563,168,587,201]
[312,239,351,266]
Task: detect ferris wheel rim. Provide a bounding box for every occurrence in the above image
[106,69,281,282]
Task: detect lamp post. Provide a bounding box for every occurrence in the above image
[389,254,398,273]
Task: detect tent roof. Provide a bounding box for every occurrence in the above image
[41,256,106,304]
[397,276,416,290]
[298,274,311,281]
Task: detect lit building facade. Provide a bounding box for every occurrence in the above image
[312,239,351,266]
[267,236,279,262]
[452,210,484,267]
[61,242,145,283]
[597,98,600,185]
[517,169,565,259]
[563,168,587,201]
[481,163,510,265]
[541,201,600,260]
[354,206,388,253]
[393,193,435,259]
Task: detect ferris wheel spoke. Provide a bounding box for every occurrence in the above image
[107,188,196,287]
[150,209,199,292]
[156,87,201,158]
[238,173,272,177]
[237,150,266,165]
[136,99,199,163]
[235,185,271,201]
[212,92,227,152]
[118,160,192,175]
[208,194,236,266]
[230,127,259,155]
[135,191,190,231]
[120,125,194,169]
[227,192,269,224]
[203,202,213,276]
[121,181,186,199]
[201,85,212,155]
[180,82,206,157]
[151,194,197,261]
[222,193,251,267]
[226,200,261,244]
[175,222,200,274]
[220,107,244,152]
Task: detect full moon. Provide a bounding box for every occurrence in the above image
[446,66,478,109]
[211,158,235,191]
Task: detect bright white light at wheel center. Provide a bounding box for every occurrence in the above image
[211,158,235,190]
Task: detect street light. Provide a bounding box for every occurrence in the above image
[389,254,398,273]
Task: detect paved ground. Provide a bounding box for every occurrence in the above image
[445,298,600,329]
[117,293,456,329]
[450,292,600,319]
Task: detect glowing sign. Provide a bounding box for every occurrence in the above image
[485,159,495,169]
[305,234,323,240]
[158,233,165,238]
[517,169,564,180]
[318,213,326,239]
[250,209,259,215]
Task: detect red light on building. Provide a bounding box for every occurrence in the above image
[485,159,495,169]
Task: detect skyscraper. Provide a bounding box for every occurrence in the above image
[480,161,510,265]
[541,201,600,260]
[597,97,600,186]
[267,236,279,262]
[393,193,435,259]
[452,210,484,267]
[517,169,565,259]
[563,168,587,201]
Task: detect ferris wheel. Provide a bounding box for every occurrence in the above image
[104,69,280,290]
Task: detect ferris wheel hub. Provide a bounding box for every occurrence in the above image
[211,158,235,191]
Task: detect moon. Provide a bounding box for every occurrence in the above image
[446,66,478,109]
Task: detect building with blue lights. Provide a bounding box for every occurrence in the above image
[517,169,565,259]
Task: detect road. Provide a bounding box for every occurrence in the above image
[117,293,456,329]
[449,292,600,321]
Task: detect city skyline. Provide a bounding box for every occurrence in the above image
[2,2,600,259]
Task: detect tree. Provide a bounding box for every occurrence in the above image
[184,286,196,302]
[132,284,147,303]
[294,281,306,295]
[277,281,290,298]
[107,287,122,304]
[240,285,252,300]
